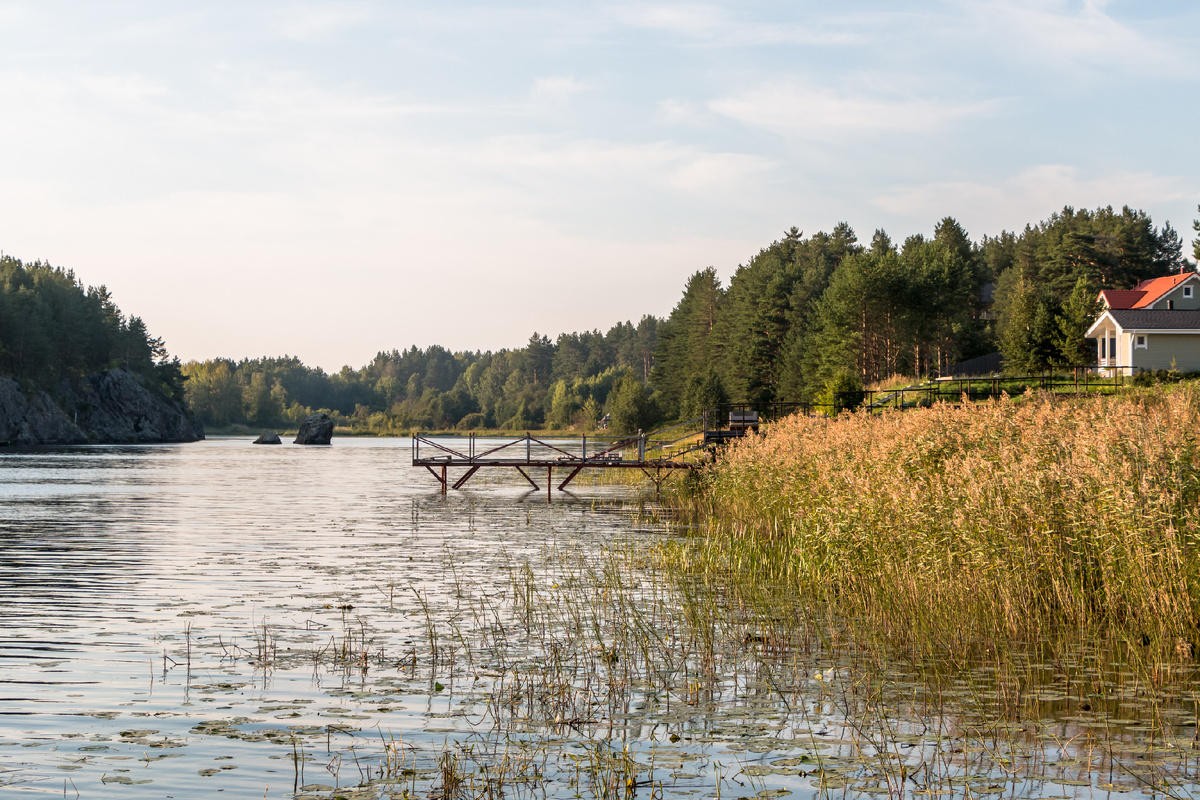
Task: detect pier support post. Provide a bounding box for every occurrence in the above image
[424,464,448,493]
[558,464,585,491]
[452,465,482,490]
[514,466,539,491]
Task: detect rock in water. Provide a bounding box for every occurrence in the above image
[253,431,282,445]
[293,414,333,445]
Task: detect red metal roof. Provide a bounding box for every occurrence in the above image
[1099,290,1146,308]
[1100,273,1197,309]
[1129,274,1193,307]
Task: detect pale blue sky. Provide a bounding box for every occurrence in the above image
[1,1,1196,370]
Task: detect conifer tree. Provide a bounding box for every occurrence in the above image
[653,268,723,417]
[1053,277,1100,366]
[1193,205,1200,262]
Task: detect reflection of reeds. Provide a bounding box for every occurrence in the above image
[668,387,1200,656]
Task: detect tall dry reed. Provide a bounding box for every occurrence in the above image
[670,387,1200,655]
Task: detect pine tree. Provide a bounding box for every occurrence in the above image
[653,268,723,417]
[1193,205,1200,262]
[1052,276,1100,366]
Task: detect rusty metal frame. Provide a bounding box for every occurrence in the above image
[412,427,702,499]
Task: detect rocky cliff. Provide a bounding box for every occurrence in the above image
[0,369,204,445]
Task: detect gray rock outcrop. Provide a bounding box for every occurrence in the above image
[0,378,86,445]
[253,431,282,445]
[0,369,203,445]
[293,413,333,445]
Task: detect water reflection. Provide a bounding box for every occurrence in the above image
[0,438,1195,800]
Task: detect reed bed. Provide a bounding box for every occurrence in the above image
[668,386,1200,657]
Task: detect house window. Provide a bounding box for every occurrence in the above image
[1100,337,1106,359]
[1135,335,1147,349]
[1186,286,1194,299]
[1169,300,1175,309]
[1109,337,1117,361]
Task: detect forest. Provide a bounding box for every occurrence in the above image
[181,205,1196,434]
[0,255,185,401]
[2,204,1195,436]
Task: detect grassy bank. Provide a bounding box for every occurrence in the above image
[667,385,1200,658]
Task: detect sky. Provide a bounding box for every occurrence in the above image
[0,0,1197,372]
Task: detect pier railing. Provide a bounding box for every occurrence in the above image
[412,427,706,496]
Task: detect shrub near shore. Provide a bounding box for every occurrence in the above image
[670,386,1200,657]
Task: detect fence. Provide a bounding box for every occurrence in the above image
[704,366,1137,422]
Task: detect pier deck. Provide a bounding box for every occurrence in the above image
[412,423,706,497]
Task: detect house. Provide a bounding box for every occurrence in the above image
[1087,272,1200,372]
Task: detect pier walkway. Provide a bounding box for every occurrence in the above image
[412,418,713,497]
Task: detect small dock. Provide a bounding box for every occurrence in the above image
[410,406,809,497]
[413,420,710,498]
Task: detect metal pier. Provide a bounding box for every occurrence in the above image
[412,422,709,498]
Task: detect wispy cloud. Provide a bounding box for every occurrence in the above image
[610,3,880,46]
[530,76,588,106]
[656,98,708,126]
[466,136,776,196]
[955,0,1196,75]
[271,2,373,42]
[871,164,1195,233]
[708,79,1002,140]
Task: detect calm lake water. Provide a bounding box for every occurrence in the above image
[2,438,1199,800]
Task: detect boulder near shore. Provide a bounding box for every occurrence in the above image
[293,414,333,445]
[253,431,283,445]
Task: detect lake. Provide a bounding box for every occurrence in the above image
[1,437,1198,799]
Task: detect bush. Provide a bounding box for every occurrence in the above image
[816,371,864,416]
[607,375,656,435]
[456,412,485,430]
[1133,369,1200,387]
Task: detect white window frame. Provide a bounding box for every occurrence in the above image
[1135,334,1147,349]
[1185,286,1194,299]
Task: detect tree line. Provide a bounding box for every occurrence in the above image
[655,205,1188,415]
[0,255,184,399]
[5,203,1193,436]
[180,205,1195,434]
[182,318,662,434]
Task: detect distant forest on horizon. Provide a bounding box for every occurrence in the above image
[182,204,1198,433]
[3,204,1198,435]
